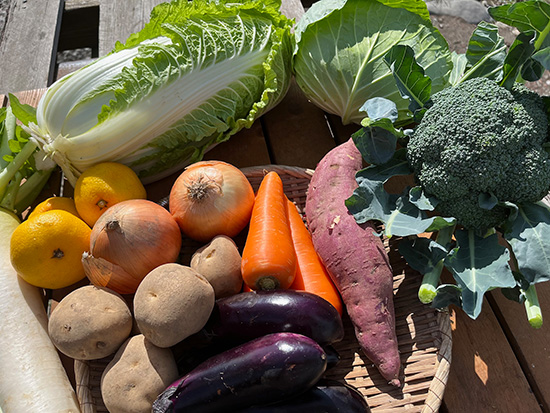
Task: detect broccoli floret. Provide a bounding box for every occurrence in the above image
[407,77,550,230]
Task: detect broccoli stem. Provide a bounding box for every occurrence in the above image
[418,224,456,304]
[523,284,543,329]
[418,259,445,304]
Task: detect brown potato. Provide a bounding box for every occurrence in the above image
[190,235,243,298]
[47,285,133,360]
[133,263,215,348]
[101,334,179,413]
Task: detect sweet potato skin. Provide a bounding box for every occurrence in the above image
[305,138,401,387]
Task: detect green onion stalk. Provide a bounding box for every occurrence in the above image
[0,100,55,218]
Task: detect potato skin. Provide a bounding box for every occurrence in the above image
[134,263,215,348]
[101,334,179,413]
[190,235,243,298]
[47,285,133,360]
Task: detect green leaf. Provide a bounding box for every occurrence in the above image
[489,0,550,35]
[521,57,545,81]
[489,0,550,87]
[532,47,550,71]
[506,202,550,284]
[445,229,516,319]
[354,97,404,165]
[449,52,468,85]
[409,186,439,211]
[383,195,454,237]
[399,236,449,275]
[7,94,37,126]
[347,157,454,237]
[501,31,537,90]
[352,125,397,165]
[458,21,506,83]
[432,284,462,309]
[479,192,498,210]
[384,44,432,115]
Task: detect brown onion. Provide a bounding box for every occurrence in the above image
[82,199,182,294]
[169,161,255,242]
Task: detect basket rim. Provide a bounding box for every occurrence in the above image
[73,163,453,413]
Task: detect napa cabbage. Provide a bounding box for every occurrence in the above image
[27,0,294,184]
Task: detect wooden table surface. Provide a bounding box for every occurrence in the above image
[1,1,549,412]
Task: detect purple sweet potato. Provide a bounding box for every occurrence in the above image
[304,138,401,387]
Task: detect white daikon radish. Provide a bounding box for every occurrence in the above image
[0,210,81,412]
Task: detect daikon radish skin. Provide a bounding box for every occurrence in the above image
[0,210,81,412]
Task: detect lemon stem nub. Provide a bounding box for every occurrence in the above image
[97,199,108,210]
[52,248,64,259]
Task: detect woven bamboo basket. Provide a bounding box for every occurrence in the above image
[74,164,452,413]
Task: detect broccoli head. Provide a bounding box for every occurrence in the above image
[407,77,550,230]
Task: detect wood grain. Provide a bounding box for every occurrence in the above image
[443,303,543,412]
[489,283,550,411]
[98,0,165,56]
[0,0,64,94]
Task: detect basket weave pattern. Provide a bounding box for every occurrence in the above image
[74,165,452,413]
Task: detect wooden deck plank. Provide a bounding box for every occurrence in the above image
[98,0,165,56]
[261,80,338,169]
[443,303,542,412]
[0,0,64,94]
[489,283,550,411]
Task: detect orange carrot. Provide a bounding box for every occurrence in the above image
[241,171,297,290]
[286,198,344,315]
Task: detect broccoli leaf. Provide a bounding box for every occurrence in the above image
[399,236,449,275]
[450,52,468,85]
[532,47,550,71]
[458,21,506,84]
[353,97,404,164]
[409,186,439,211]
[384,44,432,118]
[346,150,454,236]
[521,56,545,81]
[346,152,411,229]
[489,0,550,35]
[489,0,550,86]
[506,202,550,284]
[501,31,537,90]
[444,229,516,319]
[465,22,506,74]
[432,284,463,309]
[382,195,455,237]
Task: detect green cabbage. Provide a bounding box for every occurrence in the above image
[293,0,453,125]
[28,0,293,184]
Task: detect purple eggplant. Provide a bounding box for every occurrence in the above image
[203,290,344,346]
[153,332,328,413]
[236,379,371,412]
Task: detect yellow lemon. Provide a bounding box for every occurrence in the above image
[74,162,147,227]
[10,210,91,289]
[27,196,81,221]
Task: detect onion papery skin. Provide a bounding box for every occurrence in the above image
[85,199,182,294]
[169,161,255,242]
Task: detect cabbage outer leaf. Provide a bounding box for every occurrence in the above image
[29,0,293,184]
[293,0,452,125]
